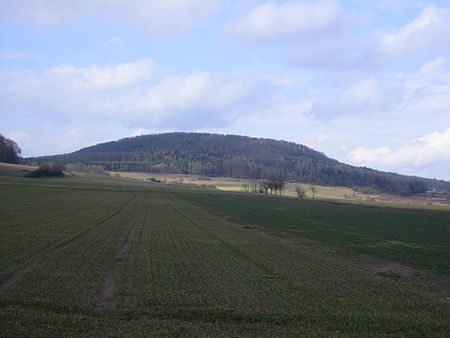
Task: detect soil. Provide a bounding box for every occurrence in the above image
[96,214,140,309]
[375,193,450,206]
[360,263,418,279]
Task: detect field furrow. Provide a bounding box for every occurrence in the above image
[0,197,133,295]
[96,201,142,309]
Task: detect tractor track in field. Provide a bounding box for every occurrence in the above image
[166,200,275,276]
[97,196,146,310]
[122,197,149,309]
[0,198,132,296]
[165,199,298,304]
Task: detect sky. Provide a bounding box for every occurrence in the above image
[1,0,450,180]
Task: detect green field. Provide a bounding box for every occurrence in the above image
[1,164,449,336]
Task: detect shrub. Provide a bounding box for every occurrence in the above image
[25,163,66,178]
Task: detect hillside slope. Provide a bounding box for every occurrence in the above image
[29,132,450,195]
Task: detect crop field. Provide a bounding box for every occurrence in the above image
[182,193,450,276]
[0,167,449,336]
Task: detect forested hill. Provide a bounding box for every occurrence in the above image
[30,132,450,195]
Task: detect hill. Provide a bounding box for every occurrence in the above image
[28,132,450,195]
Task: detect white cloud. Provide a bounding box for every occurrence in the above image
[93,72,266,128]
[350,146,392,164]
[131,128,153,137]
[396,58,450,118]
[310,77,403,118]
[309,57,450,119]
[1,58,155,100]
[226,1,341,42]
[376,7,450,63]
[340,78,387,109]
[218,98,313,139]
[47,58,156,92]
[0,0,220,36]
[4,131,32,152]
[0,58,156,114]
[0,62,269,130]
[416,57,447,79]
[283,5,450,70]
[103,36,124,47]
[5,125,94,156]
[349,128,450,171]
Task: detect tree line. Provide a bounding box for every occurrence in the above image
[0,134,21,164]
[242,177,286,195]
[242,178,319,200]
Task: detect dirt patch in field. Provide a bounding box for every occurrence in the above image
[280,236,316,246]
[240,224,316,246]
[361,263,418,280]
[375,193,450,206]
[97,214,140,310]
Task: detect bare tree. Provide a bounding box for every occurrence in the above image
[268,177,276,194]
[250,179,259,193]
[276,177,285,195]
[242,182,250,192]
[268,176,285,195]
[310,186,317,200]
[260,179,269,194]
[295,185,306,199]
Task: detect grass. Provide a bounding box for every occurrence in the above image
[0,162,37,177]
[113,171,368,198]
[0,164,449,336]
[112,170,450,210]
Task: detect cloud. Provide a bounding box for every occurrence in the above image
[131,128,153,137]
[280,5,450,70]
[309,57,450,119]
[4,131,32,150]
[103,37,124,47]
[225,1,342,42]
[0,61,269,130]
[375,7,450,64]
[0,58,155,108]
[349,128,450,172]
[310,77,403,118]
[395,58,450,117]
[5,125,92,156]
[0,0,220,36]
[90,72,268,129]
[48,58,156,92]
[224,0,366,69]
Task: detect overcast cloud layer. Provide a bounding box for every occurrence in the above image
[1,0,450,180]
